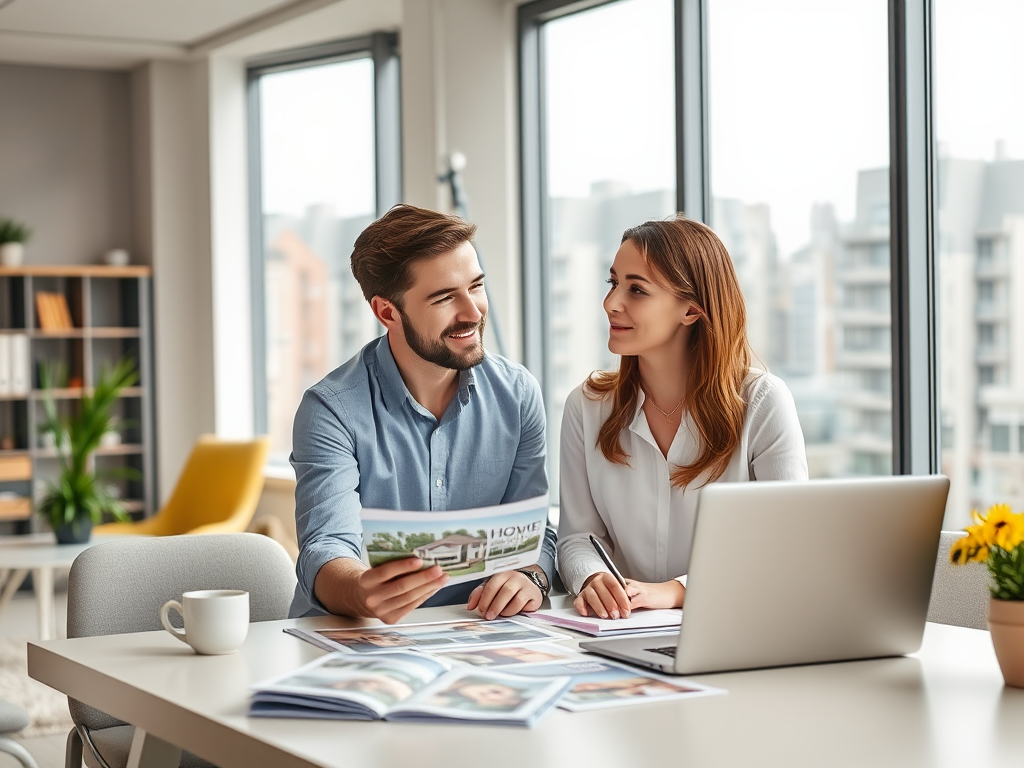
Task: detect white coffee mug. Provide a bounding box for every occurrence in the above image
[159,589,249,655]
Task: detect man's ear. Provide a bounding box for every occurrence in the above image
[370,296,401,330]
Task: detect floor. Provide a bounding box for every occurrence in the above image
[2,577,72,768]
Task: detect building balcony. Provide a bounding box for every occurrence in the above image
[834,307,891,325]
[976,302,1009,321]
[837,389,892,411]
[975,344,1009,365]
[975,260,1011,279]
[835,350,892,369]
[834,267,890,284]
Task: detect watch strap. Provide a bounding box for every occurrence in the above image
[516,568,549,598]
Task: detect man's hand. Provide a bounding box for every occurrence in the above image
[467,570,543,620]
[573,572,632,619]
[358,558,450,624]
[315,556,449,625]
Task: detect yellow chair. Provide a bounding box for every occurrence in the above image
[96,435,270,536]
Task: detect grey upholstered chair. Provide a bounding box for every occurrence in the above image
[926,530,991,631]
[0,699,39,768]
[64,533,297,768]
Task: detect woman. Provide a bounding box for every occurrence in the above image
[556,215,807,619]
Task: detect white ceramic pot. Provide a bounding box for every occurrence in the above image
[0,243,24,267]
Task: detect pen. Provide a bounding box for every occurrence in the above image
[589,534,628,593]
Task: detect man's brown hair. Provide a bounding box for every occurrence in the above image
[350,204,477,306]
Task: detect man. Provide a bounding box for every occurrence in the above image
[290,204,554,624]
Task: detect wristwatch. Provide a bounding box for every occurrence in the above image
[516,568,550,599]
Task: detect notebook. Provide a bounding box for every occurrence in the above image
[524,607,682,636]
[580,475,950,675]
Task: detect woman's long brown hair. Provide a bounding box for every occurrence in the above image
[586,215,751,487]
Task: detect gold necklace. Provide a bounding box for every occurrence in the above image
[644,391,684,422]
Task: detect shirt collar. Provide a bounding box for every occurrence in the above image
[375,334,478,416]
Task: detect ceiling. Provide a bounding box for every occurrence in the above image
[0,0,351,69]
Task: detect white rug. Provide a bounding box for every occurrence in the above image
[0,637,75,737]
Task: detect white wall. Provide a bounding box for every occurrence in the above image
[0,63,134,265]
[132,61,217,500]
[400,0,524,359]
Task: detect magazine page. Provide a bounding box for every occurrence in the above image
[386,667,572,727]
[250,651,450,720]
[504,659,725,712]
[360,495,549,585]
[286,618,568,655]
[425,643,585,668]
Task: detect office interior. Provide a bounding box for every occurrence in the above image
[0,0,1021,762]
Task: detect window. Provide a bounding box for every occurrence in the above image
[520,0,676,494]
[936,0,1024,523]
[992,425,1011,453]
[709,0,891,480]
[249,35,400,465]
[521,0,957,513]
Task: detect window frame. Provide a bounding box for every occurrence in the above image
[517,0,940,477]
[246,33,402,438]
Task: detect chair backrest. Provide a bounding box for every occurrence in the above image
[927,530,990,630]
[66,533,297,730]
[159,435,270,534]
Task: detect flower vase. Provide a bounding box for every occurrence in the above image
[54,518,93,545]
[988,597,1024,687]
[0,243,24,267]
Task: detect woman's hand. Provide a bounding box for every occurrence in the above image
[623,579,685,610]
[574,572,632,619]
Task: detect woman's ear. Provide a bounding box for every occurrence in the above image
[682,302,704,326]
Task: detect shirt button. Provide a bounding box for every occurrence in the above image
[658,545,665,554]
[436,478,443,487]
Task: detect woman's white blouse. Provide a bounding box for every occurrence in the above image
[556,370,808,595]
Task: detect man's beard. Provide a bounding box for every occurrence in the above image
[398,310,487,371]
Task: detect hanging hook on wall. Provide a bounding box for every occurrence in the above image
[438,151,508,358]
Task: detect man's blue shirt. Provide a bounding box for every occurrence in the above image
[289,335,553,617]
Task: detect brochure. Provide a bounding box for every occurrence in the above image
[523,607,683,636]
[502,658,725,712]
[360,495,549,585]
[250,651,572,727]
[424,643,584,668]
[285,618,569,655]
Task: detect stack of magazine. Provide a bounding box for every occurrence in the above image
[251,619,723,727]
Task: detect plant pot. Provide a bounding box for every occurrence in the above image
[0,243,24,267]
[53,517,93,545]
[988,597,1024,687]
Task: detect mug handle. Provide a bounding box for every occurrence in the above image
[160,600,189,644]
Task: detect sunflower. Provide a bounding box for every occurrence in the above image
[949,526,989,565]
[978,503,1024,552]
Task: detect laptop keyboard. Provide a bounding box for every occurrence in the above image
[646,645,677,658]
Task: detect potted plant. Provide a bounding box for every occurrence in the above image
[950,503,1024,686]
[37,357,139,544]
[0,217,32,267]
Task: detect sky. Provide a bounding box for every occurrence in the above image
[544,0,1024,259]
[257,0,1024,260]
[260,57,376,220]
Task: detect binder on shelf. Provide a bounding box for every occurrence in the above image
[10,333,28,395]
[0,335,11,396]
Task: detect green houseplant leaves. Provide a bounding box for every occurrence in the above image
[37,357,139,535]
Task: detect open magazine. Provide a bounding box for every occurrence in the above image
[285,618,568,655]
[421,643,725,712]
[250,651,572,727]
[360,495,549,585]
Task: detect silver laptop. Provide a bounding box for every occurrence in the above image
[580,475,949,675]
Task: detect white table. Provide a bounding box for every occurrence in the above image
[26,599,1024,768]
[0,533,110,639]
